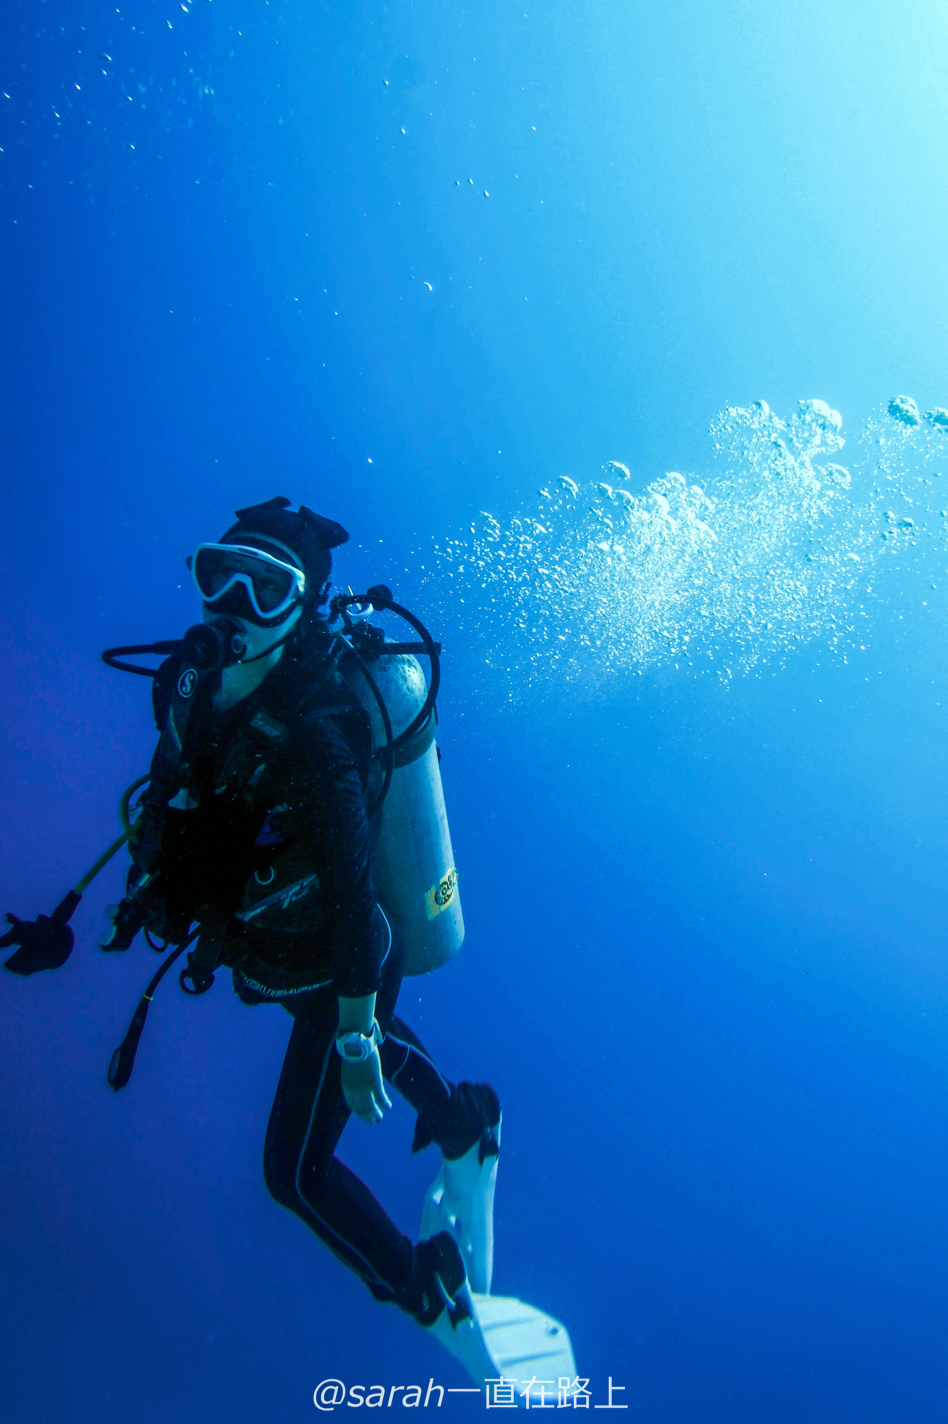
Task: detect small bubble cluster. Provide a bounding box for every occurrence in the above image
[430,396,948,691]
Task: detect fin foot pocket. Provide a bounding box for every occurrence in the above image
[395,1231,467,1328]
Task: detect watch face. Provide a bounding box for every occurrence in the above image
[336,1023,380,1062]
[338,1033,370,1062]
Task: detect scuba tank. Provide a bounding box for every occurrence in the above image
[333,588,463,977]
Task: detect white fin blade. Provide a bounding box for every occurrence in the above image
[428,1292,576,1408]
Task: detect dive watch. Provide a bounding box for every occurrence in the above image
[335,1020,383,1063]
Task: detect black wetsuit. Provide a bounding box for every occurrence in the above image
[134,636,498,1311]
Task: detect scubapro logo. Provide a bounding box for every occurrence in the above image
[177,668,198,699]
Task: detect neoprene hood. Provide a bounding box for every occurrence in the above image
[220,496,349,593]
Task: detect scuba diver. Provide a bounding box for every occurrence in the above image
[1,497,575,1396]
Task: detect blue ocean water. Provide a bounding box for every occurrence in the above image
[4,0,948,1418]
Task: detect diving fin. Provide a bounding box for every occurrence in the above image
[421,1119,500,1294]
[429,1290,577,1406]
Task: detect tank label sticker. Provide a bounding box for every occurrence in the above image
[425,866,458,920]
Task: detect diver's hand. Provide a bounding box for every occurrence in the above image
[341,1050,393,1125]
[1,910,75,975]
[98,894,153,953]
[100,876,191,953]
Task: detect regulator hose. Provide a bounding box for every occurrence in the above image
[107,929,198,1092]
[118,773,151,840]
[330,584,442,759]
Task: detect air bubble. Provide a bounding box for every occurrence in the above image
[428,398,948,693]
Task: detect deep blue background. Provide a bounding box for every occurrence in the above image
[4,1,948,1419]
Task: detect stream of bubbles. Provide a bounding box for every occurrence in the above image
[427,395,948,690]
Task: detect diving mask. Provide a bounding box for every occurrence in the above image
[190,543,307,623]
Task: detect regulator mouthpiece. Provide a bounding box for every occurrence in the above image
[181,620,246,672]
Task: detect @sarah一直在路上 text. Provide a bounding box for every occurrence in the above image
[313,1376,628,1408]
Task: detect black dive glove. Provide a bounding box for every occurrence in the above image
[1,891,81,976]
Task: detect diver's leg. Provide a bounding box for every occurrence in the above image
[379,1018,501,1294]
[380,1018,500,1156]
[263,1002,415,1300]
[372,931,497,1152]
[378,1016,453,1124]
[262,980,469,1323]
